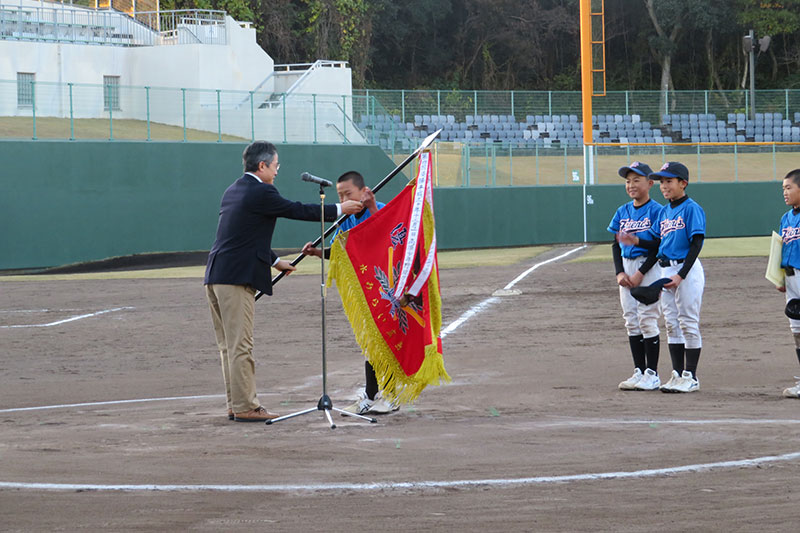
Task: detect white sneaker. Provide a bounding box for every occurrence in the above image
[341,390,373,415]
[660,370,682,393]
[671,370,699,393]
[368,397,394,414]
[368,390,401,414]
[634,368,661,391]
[782,377,800,398]
[619,368,643,390]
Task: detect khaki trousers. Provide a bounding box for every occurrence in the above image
[205,284,259,413]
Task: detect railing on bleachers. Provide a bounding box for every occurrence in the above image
[0,4,226,46]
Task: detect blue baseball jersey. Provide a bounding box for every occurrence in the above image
[654,197,706,260]
[331,201,385,242]
[607,199,663,258]
[780,208,800,268]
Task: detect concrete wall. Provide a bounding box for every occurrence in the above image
[0,17,271,102]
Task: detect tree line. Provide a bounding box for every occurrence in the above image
[162,0,800,92]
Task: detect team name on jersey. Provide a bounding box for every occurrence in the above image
[783,226,800,243]
[619,217,651,233]
[660,216,685,235]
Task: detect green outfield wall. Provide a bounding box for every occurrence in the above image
[0,141,787,270]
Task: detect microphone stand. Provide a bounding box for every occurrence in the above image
[266,183,376,428]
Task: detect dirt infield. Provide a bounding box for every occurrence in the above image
[2,248,800,532]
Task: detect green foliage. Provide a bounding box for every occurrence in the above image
[156,0,800,91]
[737,0,800,36]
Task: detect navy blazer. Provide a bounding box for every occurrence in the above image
[204,174,338,295]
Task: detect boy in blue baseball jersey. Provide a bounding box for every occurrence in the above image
[778,168,800,398]
[608,162,664,391]
[644,162,706,393]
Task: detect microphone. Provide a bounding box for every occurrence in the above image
[301,172,333,188]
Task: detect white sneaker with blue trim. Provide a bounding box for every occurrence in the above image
[619,368,643,390]
[634,368,661,391]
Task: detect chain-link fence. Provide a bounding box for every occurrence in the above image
[3,79,800,185]
[0,78,383,144]
[355,88,800,126]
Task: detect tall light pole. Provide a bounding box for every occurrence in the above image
[745,30,756,120]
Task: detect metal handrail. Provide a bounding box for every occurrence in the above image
[239,60,350,109]
[273,61,348,71]
[0,6,226,46]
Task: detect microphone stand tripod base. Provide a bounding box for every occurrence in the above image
[265,394,377,429]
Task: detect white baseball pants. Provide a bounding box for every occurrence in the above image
[660,259,705,349]
[619,256,662,338]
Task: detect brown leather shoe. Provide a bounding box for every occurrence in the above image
[227,409,234,421]
[233,406,280,422]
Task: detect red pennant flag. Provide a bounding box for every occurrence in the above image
[328,152,449,403]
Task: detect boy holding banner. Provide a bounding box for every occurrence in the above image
[327,151,449,410]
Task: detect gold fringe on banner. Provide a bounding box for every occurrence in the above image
[327,189,449,404]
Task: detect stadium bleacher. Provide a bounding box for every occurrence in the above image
[358,111,800,147]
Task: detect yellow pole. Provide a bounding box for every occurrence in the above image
[579,0,593,146]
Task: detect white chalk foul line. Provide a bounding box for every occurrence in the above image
[0,394,224,413]
[441,245,585,338]
[441,297,498,338]
[503,245,587,290]
[2,450,799,493]
[533,418,800,427]
[0,306,134,328]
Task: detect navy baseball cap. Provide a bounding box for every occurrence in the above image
[650,162,689,182]
[618,161,653,178]
[630,277,672,305]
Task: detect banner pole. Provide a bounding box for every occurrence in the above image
[255,129,442,301]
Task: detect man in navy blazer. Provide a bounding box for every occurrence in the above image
[204,141,363,422]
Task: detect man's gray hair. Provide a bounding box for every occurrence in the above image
[243,141,277,172]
